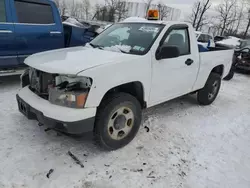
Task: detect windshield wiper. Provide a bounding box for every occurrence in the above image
[89,43,103,50]
[88,43,96,48]
[119,49,129,54]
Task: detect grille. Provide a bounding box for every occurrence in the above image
[29,68,55,99]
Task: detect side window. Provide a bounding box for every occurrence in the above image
[163,28,190,56]
[0,0,6,22]
[204,35,210,42]
[14,0,54,24]
[198,34,206,43]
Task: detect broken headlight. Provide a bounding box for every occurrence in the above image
[20,68,30,88]
[48,75,92,108]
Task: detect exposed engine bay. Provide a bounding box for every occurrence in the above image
[21,68,92,108]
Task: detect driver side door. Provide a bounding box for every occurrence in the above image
[149,25,199,106]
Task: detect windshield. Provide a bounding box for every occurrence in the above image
[90,23,164,55]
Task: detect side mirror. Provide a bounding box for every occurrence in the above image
[156,45,180,60]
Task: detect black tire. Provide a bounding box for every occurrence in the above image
[223,69,234,81]
[94,92,142,150]
[197,73,221,105]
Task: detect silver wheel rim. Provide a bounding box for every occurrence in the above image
[208,81,219,100]
[107,107,134,140]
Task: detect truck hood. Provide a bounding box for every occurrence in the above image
[25,46,136,75]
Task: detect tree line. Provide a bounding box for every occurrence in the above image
[189,0,250,38]
[54,0,250,38]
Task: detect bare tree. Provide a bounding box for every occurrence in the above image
[92,4,100,20]
[105,0,117,22]
[243,9,250,38]
[92,4,109,21]
[233,0,245,34]
[145,0,154,17]
[216,0,237,36]
[157,3,171,20]
[80,0,91,20]
[53,0,67,16]
[70,0,80,18]
[116,1,128,21]
[195,0,211,31]
[93,0,127,22]
[189,0,211,31]
[189,1,201,28]
[226,4,238,35]
[61,0,67,16]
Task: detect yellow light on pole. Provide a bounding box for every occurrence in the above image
[147,10,159,20]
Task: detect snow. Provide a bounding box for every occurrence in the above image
[95,27,104,34]
[63,18,87,28]
[103,45,132,53]
[123,17,148,22]
[104,24,112,30]
[216,36,241,48]
[198,42,208,48]
[1,73,250,188]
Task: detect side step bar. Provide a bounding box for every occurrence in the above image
[0,69,26,77]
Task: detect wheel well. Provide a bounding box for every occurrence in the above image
[211,65,224,77]
[101,82,146,108]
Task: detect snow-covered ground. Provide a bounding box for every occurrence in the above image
[0,73,250,188]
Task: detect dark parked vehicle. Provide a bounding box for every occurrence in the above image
[233,46,250,72]
[0,0,99,76]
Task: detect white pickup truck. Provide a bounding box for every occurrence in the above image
[17,18,234,150]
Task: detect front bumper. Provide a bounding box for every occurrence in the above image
[16,86,97,134]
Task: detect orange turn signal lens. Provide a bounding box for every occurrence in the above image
[76,93,88,108]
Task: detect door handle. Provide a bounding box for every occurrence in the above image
[185,59,194,66]
[0,30,13,33]
[50,31,62,34]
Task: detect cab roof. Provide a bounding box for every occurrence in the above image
[122,17,190,26]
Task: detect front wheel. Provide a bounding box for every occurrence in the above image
[94,93,142,150]
[197,73,221,105]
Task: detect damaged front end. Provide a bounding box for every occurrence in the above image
[21,68,92,109]
[234,48,250,71]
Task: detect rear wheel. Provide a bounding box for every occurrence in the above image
[223,69,234,80]
[197,73,221,105]
[94,93,142,150]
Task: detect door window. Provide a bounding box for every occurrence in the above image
[163,28,190,55]
[0,0,6,22]
[14,0,54,24]
[205,35,211,42]
[198,34,209,43]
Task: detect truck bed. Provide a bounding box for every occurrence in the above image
[194,48,234,90]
